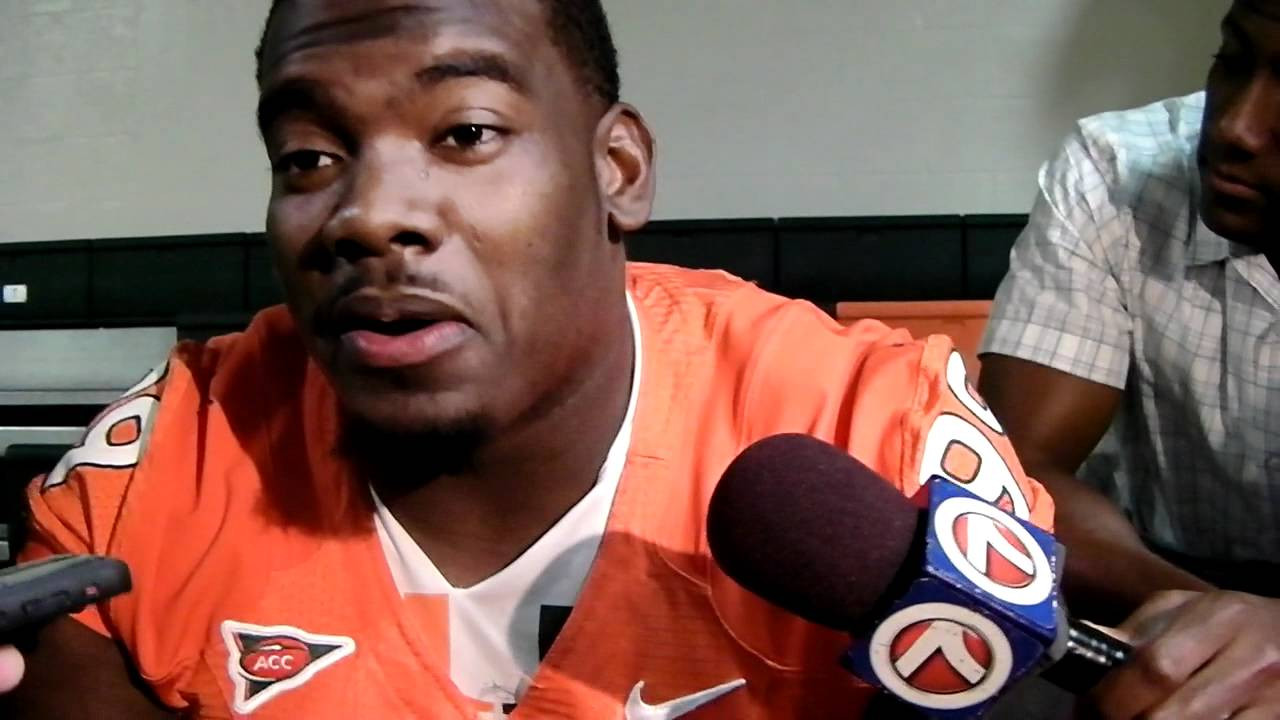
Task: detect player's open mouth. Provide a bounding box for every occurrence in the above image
[339,318,473,368]
[327,292,476,369]
[353,317,440,336]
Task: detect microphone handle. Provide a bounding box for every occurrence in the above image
[1040,619,1132,694]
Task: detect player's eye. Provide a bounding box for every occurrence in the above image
[1212,51,1253,75]
[273,150,341,175]
[437,124,502,150]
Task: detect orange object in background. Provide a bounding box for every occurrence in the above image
[836,301,992,376]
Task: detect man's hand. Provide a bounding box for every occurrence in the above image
[0,645,23,693]
[1091,590,1280,719]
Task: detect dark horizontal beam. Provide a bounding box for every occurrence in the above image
[0,214,1028,332]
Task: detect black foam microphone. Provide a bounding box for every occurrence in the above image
[706,434,1130,718]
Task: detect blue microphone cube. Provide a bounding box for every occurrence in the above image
[843,478,1062,718]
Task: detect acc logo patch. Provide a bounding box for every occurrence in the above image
[868,602,1013,711]
[221,620,356,714]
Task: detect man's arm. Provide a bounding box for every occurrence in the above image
[978,354,1211,623]
[0,617,174,718]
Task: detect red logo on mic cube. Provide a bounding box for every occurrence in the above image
[889,619,995,694]
[952,513,1036,589]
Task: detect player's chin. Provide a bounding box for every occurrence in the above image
[1201,192,1272,247]
[334,386,492,481]
[336,379,490,437]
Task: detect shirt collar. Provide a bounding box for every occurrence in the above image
[1189,217,1234,266]
[596,291,642,486]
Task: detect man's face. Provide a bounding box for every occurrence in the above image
[257,0,650,435]
[1199,1,1280,250]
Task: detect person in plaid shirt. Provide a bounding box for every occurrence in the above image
[981,0,1280,716]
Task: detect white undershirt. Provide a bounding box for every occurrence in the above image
[372,294,642,715]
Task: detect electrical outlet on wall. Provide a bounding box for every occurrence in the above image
[2,284,28,304]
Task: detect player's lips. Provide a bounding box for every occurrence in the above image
[328,291,476,369]
[1204,164,1267,204]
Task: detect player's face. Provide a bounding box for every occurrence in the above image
[257,0,646,435]
[1199,1,1280,251]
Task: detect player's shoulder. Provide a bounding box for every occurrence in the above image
[32,306,308,538]
[626,261,916,360]
[113,304,304,460]
[626,261,765,321]
[626,261,953,435]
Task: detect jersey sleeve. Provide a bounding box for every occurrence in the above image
[21,361,170,634]
[852,332,1055,530]
[19,352,199,709]
[23,471,130,638]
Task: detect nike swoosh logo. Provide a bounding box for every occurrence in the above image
[623,678,746,720]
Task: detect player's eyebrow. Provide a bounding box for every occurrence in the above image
[257,77,345,138]
[412,51,528,95]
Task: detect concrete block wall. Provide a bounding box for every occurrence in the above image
[0,0,1228,242]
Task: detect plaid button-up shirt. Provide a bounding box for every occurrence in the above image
[981,92,1280,562]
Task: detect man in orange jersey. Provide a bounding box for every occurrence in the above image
[3,1,1277,718]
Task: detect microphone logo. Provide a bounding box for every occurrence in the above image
[890,619,992,692]
[868,602,1014,710]
[934,495,1054,606]
[953,513,1035,588]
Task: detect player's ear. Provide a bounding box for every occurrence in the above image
[594,103,655,244]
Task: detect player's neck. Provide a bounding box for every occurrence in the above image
[374,300,636,588]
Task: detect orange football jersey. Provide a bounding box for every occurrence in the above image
[23,263,1053,719]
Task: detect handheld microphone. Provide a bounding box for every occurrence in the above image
[706,434,1130,718]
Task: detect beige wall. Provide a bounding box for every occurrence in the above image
[0,0,1229,242]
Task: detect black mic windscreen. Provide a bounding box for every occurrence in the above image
[706,434,921,630]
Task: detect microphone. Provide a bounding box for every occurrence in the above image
[706,434,1130,718]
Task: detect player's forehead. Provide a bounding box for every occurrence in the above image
[259,0,550,80]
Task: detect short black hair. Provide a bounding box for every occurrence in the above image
[254,0,621,105]
[1237,0,1280,22]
